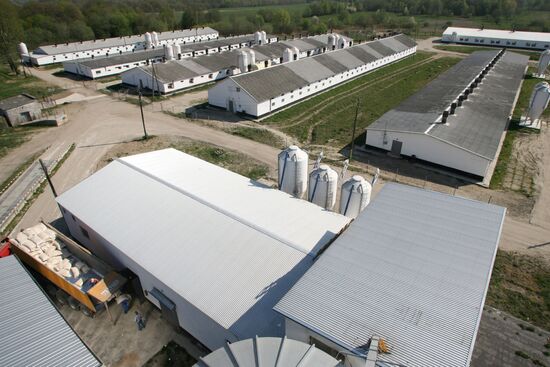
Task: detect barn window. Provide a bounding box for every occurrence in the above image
[236,87,241,92]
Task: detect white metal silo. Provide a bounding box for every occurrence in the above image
[238,50,249,73]
[261,31,267,44]
[338,36,347,49]
[537,50,550,77]
[248,50,256,66]
[165,45,175,60]
[173,44,181,59]
[151,31,159,46]
[339,175,372,218]
[308,164,338,210]
[18,42,29,56]
[527,82,550,123]
[254,31,262,44]
[292,46,300,60]
[278,146,308,199]
[144,32,153,48]
[334,34,341,49]
[327,34,336,50]
[283,48,293,63]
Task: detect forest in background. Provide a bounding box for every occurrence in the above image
[1,0,550,71]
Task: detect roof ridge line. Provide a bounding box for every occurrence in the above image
[116,157,313,257]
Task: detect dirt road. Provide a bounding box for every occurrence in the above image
[4,65,549,262]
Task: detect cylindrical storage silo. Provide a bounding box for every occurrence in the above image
[327,34,336,50]
[292,46,300,60]
[537,50,550,76]
[151,31,159,46]
[18,42,29,56]
[278,146,308,199]
[339,175,372,218]
[144,32,153,48]
[334,35,341,49]
[254,31,262,44]
[283,48,293,63]
[527,82,550,122]
[248,50,256,66]
[173,44,181,59]
[338,36,347,49]
[165,45,175,60]
[308,164,338,210]
[261,31,267,44]
[238,50,249,73]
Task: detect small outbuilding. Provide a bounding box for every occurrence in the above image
[0,255,102,367]
[0,94,42,127]
[442,27,550,50]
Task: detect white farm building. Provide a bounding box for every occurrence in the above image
[121,34,350,94]
[55,148,351,351]
[366,50,528,182]
[442,27,550,50]
[208,34,417,117]
[20,27,219,66]
[275,183,506,367]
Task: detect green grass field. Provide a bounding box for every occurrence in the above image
[487,250,550,331]
[0,65,62,100]
[434,45,541,61]
[490,71,548,190]
[263,52,460,147]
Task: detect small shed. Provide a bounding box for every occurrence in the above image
[0,94,42,127]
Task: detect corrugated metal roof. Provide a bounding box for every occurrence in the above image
[0,94,36,111]
[429,51,528,159]
[230,34,416,102]
[0,255,101,367]
[194,336,343,366]
[443,27,550,43]
[34,28,218,55]
[368,50,528,159]
[275,183,506,367]
[56,148,350,340]
[284,58,335,83]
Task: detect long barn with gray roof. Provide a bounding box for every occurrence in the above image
[21,27,219,66]
[365,49,529,182]
[62,33,277,79]
[208,34,417,117]
[121,34,350,93]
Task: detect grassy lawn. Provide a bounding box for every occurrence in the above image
[0,150,44,196]
[0,64,62,100]
[434,45,541,61]
[487,250,550,331]
[490,71,548,190]
[100,136,270,181]
[263,52,460,147]
[0,127,44,160]
[227,126,285,149]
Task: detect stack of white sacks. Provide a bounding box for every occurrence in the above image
[12,224,91,287]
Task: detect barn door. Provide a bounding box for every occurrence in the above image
[228,100,234,112]
[391,140,403,156]
[149,288,179,327]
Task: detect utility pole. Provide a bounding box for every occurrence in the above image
[349,99,360,162]
[138,89,148,140]
[39,159,57,197]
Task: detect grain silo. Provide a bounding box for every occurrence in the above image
[339,175,372,218]
[144,32,153,48]
[278,146,308,198]
[527,82,550,124]
[18,42,29,57]
[238,50,249,73]
[165,45,175,60]
[151,31,159,46]
[173,44,181,59]
[537,50,550,76]
[283,48,293,63]
[308,164,338,210]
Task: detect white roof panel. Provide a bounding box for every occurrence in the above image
[56,148,350,340]
[443,27,550,43]
[275,183,506,367]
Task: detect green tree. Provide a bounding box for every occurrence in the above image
[272,9,291,33]
[0,0,23,74]
[180,10,195,29]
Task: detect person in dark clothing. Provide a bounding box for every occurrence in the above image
[134,310,145,331]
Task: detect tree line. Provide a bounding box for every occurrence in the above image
[1,0,549,73]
